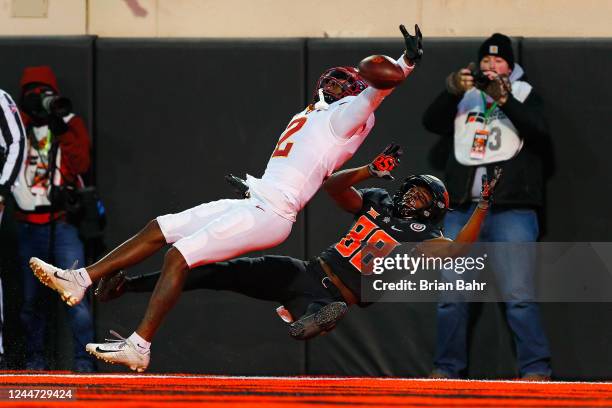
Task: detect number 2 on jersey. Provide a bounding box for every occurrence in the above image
[272,117,307,158]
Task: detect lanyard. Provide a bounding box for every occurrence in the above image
[38,130,52,155]
[480,91,497,125]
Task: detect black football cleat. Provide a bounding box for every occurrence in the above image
[95,270,127,302]
[288,301,348,340]
[225,174,250,198]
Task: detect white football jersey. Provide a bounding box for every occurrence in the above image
[246,96,375,221]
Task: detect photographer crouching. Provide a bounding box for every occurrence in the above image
[422,34,552,380]
[13,66,95,372]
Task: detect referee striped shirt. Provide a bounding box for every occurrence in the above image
[0,89,25,198]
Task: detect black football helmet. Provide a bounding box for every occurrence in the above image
[313,66,368,104]
[392,175,450,223]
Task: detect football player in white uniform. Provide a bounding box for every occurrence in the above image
[29,24,423,372]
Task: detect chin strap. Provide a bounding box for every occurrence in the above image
[397,204,433,222]
[314,89,330,110]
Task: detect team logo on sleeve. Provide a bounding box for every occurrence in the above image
[367,207,380,219]
[410,223,426,232]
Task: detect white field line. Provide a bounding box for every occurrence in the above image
[0,373,609,386]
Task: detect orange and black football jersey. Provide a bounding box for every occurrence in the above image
[319,188,443,304]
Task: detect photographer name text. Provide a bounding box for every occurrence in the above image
[372,279,487,292]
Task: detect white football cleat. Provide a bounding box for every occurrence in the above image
[29,257,87,306]
[86,331,150,373]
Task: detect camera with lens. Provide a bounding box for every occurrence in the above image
[41,94,72,117]
[470,69,491,90]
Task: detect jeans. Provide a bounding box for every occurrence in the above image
[434,204,552,378]
[17,221,95,371]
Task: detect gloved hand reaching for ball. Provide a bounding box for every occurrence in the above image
[368,143,403,180]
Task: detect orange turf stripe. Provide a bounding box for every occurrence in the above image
[1,373,612,407]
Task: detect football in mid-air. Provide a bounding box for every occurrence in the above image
[357,55,405,89]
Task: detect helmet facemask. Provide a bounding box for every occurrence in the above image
[392,175,450,223]
[394,184,433,219]
[314,67,368,104]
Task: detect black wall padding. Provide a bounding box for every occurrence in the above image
[0,36,94,132]
[0,36,95,369]
[0,36,611,379]
[522,39,612,380]
[95,39,306,373]
[521,39,612,242]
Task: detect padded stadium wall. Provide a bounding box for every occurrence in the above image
[2,1,612,37]
[0,36,611,379]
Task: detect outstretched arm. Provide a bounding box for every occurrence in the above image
[323,144,402,214]
[330,25,422,139]
[323,166,371,214]
[417,167,502,257]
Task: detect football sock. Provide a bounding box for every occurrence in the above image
[75,268,92,287]
[128,332,151,353]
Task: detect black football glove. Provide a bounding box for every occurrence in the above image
[400,24,423,65]
[479,166,503,208]
[225,174,250,198]
[368,143,403,180]
[95,270,127,302]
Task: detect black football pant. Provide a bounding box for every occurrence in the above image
[125,255,340,319]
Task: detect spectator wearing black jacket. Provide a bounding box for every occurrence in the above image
[422,33,552,380]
